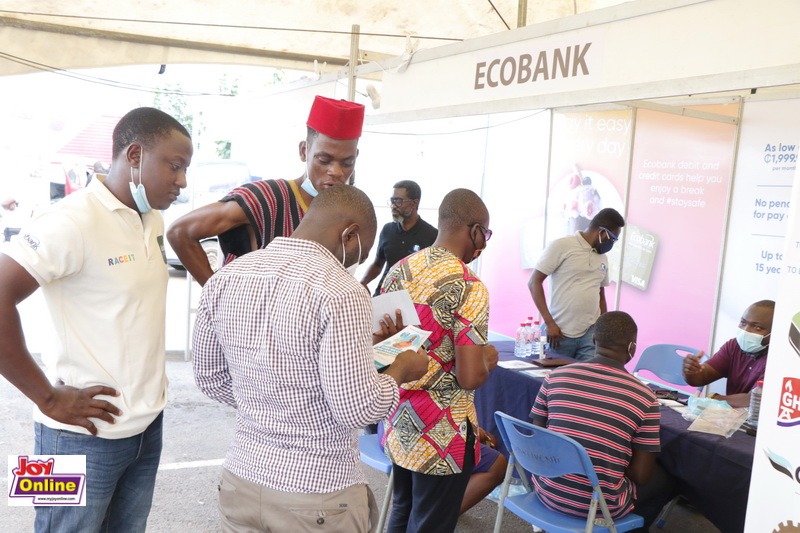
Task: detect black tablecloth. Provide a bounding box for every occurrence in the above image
[475,341,755,533]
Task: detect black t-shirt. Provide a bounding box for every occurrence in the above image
[374,217,438,295]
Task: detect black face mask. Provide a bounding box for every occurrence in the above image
[595,233,615,254]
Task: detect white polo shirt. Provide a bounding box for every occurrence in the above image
[2,177,169,439]
[535,231,609,338]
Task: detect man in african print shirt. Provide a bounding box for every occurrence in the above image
[380,188,499,533]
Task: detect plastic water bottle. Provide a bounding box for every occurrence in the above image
[748,380,763,427]
[514,323,528,358]
[531,320,543,359]
[540,322,549,355]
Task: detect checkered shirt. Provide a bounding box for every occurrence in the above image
[192,237,400,493]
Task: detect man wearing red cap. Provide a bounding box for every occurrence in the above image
[167,95,365,285]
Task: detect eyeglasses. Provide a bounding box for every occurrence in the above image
[388,197,413,207]
[599,226,618,242]
[470,223,493,242]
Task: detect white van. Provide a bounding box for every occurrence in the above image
[163,160,252,271]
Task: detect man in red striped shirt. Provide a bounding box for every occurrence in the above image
[530,311,677,531]
[167,95,364,286]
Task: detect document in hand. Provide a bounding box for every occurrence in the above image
[373,325,432,370]
[372,290,421,333]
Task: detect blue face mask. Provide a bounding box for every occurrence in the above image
[300,176,319,198]
[129,151,152,213]
[736,328,769,354]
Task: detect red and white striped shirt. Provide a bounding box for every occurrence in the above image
[193,237,400,493]
[530,357,660,518]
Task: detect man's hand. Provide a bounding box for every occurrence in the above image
[483,344,499,371]
[477,426,497,448]
[385,348,428,385]
[545,322,563,348]
[372,310,405,345]
[39,383,121,436]
[682,351,705,377]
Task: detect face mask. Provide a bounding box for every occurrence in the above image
[595,232,614,255]
[470,227,486,262]
[736,328,769,354]
[627,341,637,362]
[129,151,152,213]
[301,176,319,198]
[340,227,362,276]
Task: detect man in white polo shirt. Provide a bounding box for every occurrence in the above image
[528,207,625,361]
[0,107,192,532]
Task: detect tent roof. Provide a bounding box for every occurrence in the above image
[0,0,627,76]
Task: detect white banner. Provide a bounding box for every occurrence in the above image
[715,100,800,347]
[744,141,800,531]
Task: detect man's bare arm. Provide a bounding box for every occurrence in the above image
[166,201,250,286]
[0,256,120,434]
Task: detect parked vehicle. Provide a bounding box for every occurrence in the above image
[162,160,252,271]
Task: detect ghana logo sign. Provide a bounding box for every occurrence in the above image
[777,377,800,427]
[7,455,86,506]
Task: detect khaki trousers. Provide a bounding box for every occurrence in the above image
[218,468,373,533]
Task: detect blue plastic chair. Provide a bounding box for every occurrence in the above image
[632,343,700,391]
[633,344,705,529]
[492,411,644,533]
[358,433,393,533]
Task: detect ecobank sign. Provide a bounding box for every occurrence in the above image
[474,42,593,90]
[380,31,602,113]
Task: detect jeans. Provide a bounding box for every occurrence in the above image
[34,412,164,533]
[550,325,596,361]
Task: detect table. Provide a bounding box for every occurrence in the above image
[475,341,755,533]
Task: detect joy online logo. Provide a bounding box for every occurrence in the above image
[777,377,800,427]
[8,456,85,505]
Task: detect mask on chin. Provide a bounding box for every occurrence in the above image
[340,227,362,277]
[129,152,152,213]
[736,328,769,355]
[300,176,319,198]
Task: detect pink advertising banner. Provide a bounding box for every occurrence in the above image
[481,111,552,336]
[621,108,737,367]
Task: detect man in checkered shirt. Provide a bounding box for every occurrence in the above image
[192,185,428,533]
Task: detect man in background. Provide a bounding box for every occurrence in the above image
[528,207,625,360]
[167,95,364,285]
[361,180,437,295]
[682,300,774,407]
[192,185,427,533]
[530,311,677,532]
[0,107,192,532]
[382,188,498,533]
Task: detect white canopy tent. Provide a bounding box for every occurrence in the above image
[0,0,628,78]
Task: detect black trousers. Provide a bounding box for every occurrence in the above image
[386,425,476,533]
[630,461,679,532]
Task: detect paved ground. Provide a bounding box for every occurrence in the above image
[0,274,720,532]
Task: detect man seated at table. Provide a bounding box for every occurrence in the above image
[530,311,677,531]
[681,300,774,408]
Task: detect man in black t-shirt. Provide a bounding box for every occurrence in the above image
[361,180,438,296]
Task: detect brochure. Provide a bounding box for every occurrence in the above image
[372,290,421,333]
[373,325,431,370]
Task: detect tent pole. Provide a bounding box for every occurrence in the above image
[348,24,360,102]
[517,0,528,28]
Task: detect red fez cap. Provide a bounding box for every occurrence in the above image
[306,95,365,140]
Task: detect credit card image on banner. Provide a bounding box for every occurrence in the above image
[621,224,659,291]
